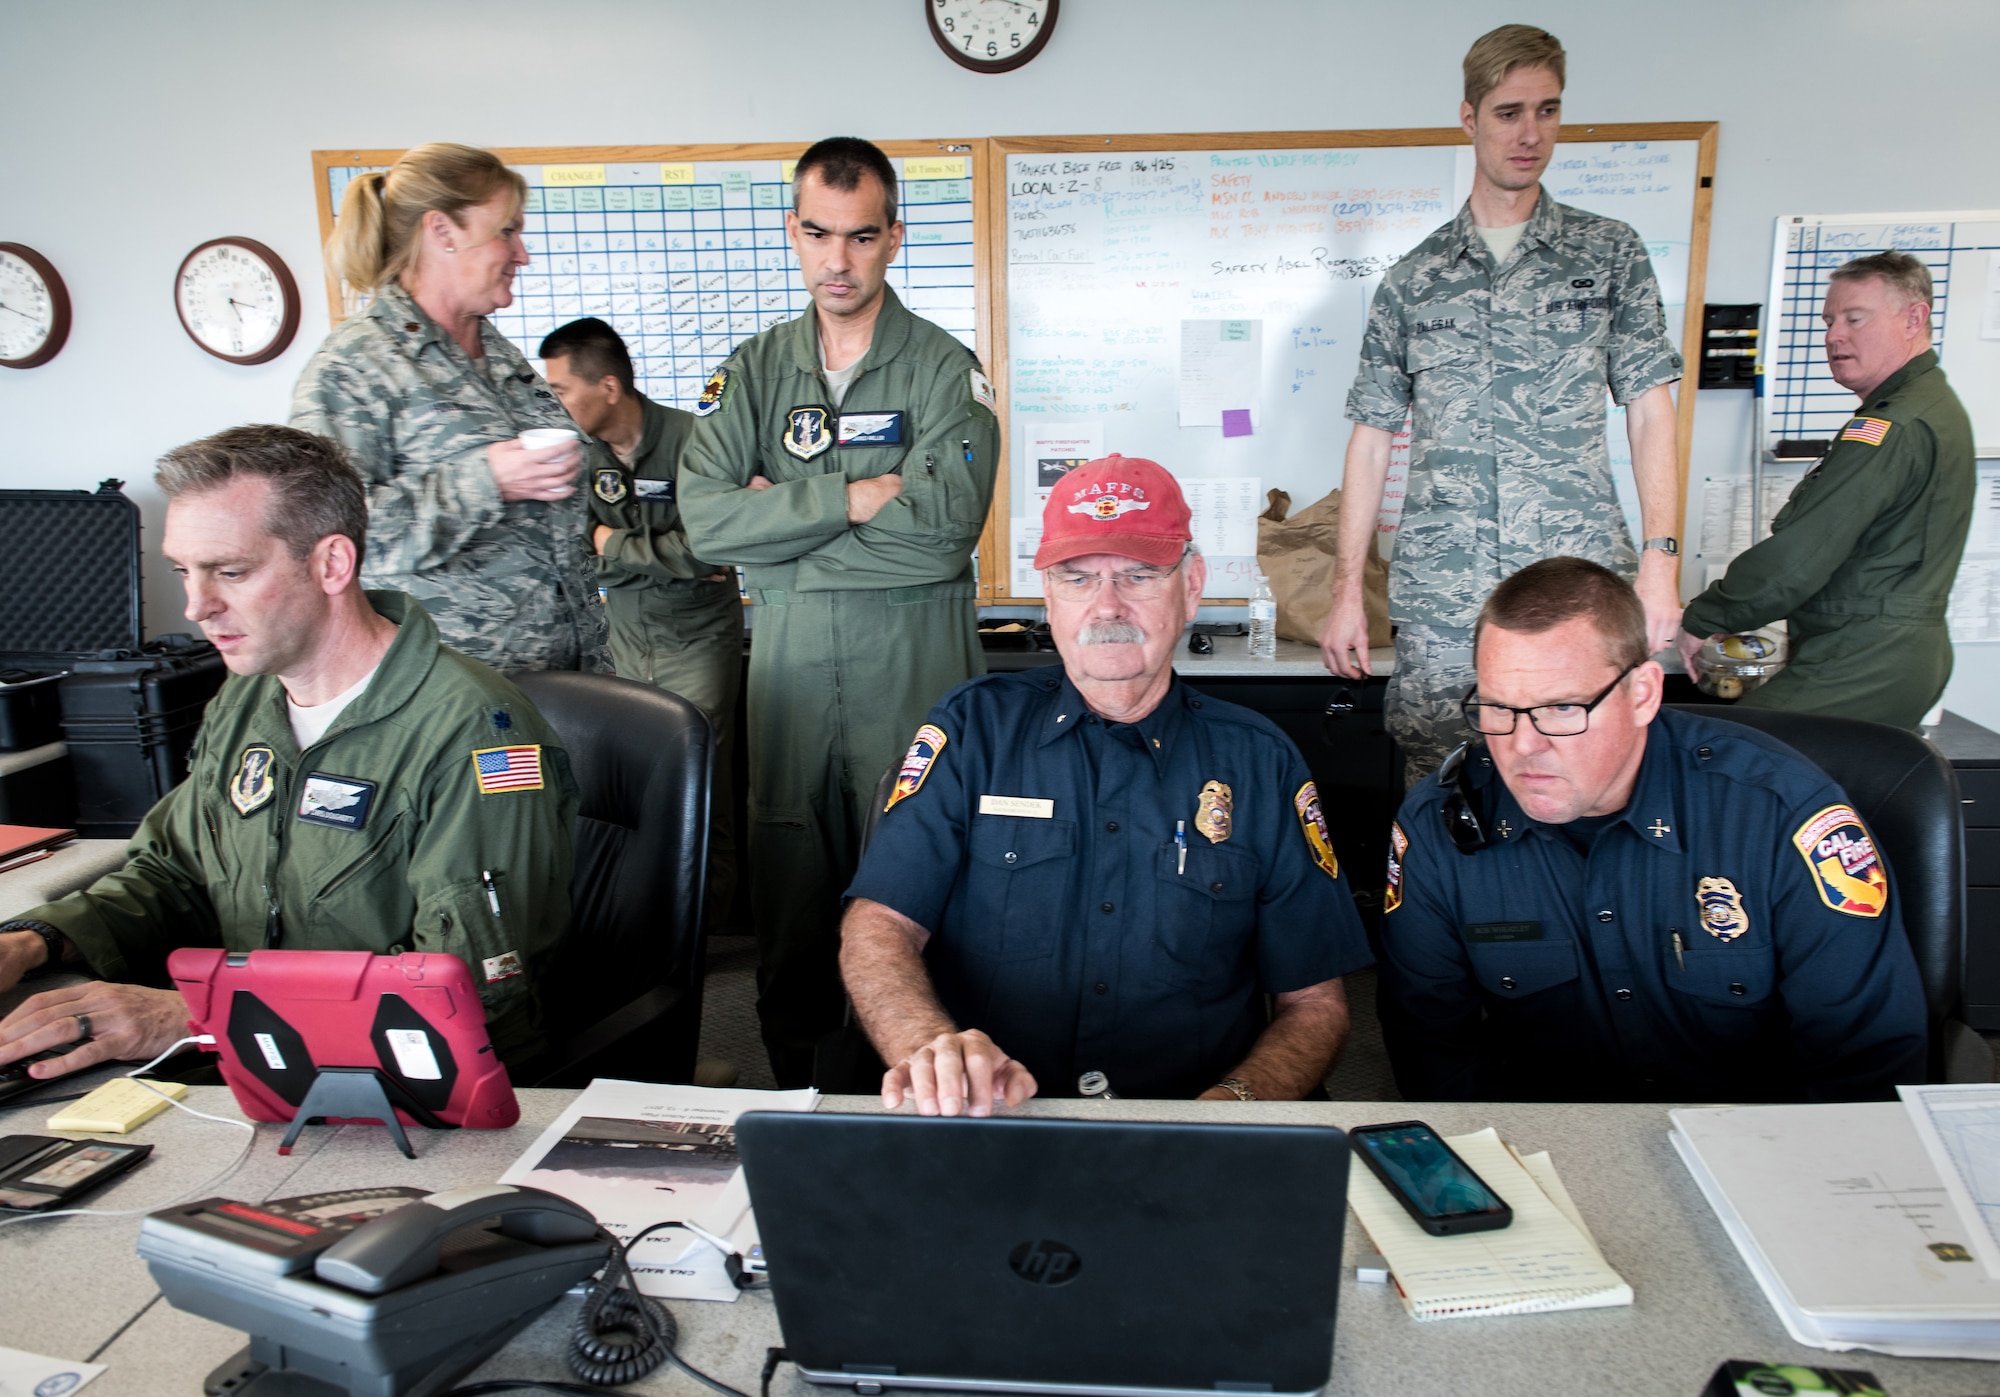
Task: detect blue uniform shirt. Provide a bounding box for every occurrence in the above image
[1378,706,1928,1103]
[845,669,1374,1099]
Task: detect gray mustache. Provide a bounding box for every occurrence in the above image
[1076,620,1146,646]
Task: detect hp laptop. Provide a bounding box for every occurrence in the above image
[736,1112,1347,1397]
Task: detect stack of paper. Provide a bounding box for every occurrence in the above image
[1346,1127,1633,1320]
[1672,1102,2000,1359]
[499,1078,818,1302]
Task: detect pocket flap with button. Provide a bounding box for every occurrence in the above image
[1467,939,1580,997]
[970,814,1075,870]
[1153,842,1256,900]
[1669,950,1775,1008]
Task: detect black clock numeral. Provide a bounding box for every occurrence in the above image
[1027,10,1037,24]
[942,14,952,29]
[986,39,997,55]
[1011,31,1020,46]
[963,33,972,49]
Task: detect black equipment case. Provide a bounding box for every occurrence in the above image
[0,481,226,836]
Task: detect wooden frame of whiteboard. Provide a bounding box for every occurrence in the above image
[309,139,993,356]
[980,124,1719,605]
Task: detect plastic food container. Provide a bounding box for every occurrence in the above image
[1694,631,1787,700]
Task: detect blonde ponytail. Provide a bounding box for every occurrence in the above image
[323,143,527,310]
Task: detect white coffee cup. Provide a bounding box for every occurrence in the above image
[519,427,579,453]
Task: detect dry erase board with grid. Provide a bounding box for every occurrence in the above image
[313,143,986,415]
[1766,211,2000,457]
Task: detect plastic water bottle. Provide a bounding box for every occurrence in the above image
[1248,574,1278,659]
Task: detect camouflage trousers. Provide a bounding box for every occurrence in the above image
[1385,624,1478,788]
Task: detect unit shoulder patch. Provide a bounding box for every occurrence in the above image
[783,405,834,461]
[1385,821,1408,913]
[1840,416,1893,446]
[592,467,628,504]
[970,368,997,414]
[1293,781,1339,881]
[885,725,947,812]
[693,367,729,417]
[472,744,545,795]
[1791,803,1888,917]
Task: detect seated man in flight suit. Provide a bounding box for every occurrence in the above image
[0,425,579,1074]
[1378,556,1927,1103]
[840,457,1374,1115]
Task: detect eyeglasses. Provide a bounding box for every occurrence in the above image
[1044,559,1184,601]
[1460,664,1638,737]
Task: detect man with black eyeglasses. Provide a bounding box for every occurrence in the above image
[839,457,1373,1114]
[1377,556,1926,1104]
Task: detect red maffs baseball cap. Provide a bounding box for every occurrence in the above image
[1034,455,1193,570]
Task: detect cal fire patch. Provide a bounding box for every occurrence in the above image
[1384,821,1408,913]
[885,725,947,812]
[1294,781,1339,880]
[1792,804,1888,917]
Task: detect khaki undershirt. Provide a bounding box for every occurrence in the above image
[1478,220,1529,266]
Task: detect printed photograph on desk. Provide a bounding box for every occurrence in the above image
[500,1078,818,1302]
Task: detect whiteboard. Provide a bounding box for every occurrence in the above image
[1767,210,2000,457]
[995,131,1713,600]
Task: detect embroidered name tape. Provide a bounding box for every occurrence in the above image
[838,411,905,446]
[473,745,545,794]
[979,794,1054,818]
[634,478,673,501]
[296,772,377,832]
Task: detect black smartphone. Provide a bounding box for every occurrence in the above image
[1349,1120,1512,1236]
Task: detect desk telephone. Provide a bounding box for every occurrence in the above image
[139,1182,611,1397]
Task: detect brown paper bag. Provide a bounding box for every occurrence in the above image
[1255,487,1391,648]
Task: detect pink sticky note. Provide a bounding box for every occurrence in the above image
[1222,409,1253,438]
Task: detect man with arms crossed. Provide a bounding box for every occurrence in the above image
[1377,557,1926,1103]
[841,458,1373,1115]
[1323,24,1685,782]
[0,426,578,1075]
[679,137,999,1087]
[1679,252,1974,728]
[541,317,744,933]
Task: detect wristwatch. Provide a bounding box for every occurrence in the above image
[1641,537,1680,556]
[1213,1077,1258,1102]
[0,919,65,975]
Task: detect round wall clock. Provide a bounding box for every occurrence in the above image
[927,0,1058,73]
[175,237,300,365]
[0,243,73,370]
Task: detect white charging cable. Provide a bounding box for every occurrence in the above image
[0,1034,257,1228]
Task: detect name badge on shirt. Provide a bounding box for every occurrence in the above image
[634,478,673,501]
[296,772,377,832]
[980,794,1054,819]
[1465,921,1543,943]
[837,411,905,446]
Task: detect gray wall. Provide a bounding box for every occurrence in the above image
[5,0,1997,719]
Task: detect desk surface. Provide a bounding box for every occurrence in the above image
[3,1089,1993,1397]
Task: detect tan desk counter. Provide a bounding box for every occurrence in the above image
[49,1090,1998,1396]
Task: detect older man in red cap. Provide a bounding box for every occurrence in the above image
[840,456,1374,1114]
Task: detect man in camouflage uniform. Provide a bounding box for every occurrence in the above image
[291,280,608,673]
[680,138,999,1087]
[1680,252,1974,729]
[540,317,745,933]
[1320,24,1684,782]
[0,427,577,1076]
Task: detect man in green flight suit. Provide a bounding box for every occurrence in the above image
[0,425,579,1079]
[679,137,1000,1087]
[1680,251,1975,729]
[540,317,744,936]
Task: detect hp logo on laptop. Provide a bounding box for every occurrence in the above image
[1008,1239,1082,1286]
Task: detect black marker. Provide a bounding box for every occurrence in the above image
[481,869,502,919]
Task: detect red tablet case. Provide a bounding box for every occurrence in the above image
[167,948,519,1130]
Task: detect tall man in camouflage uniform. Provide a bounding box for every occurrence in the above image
[680,137,1000,1087]
[1679,252,1974,728]
[540,316,745,933]
[0,426,578,1076]
[1321,24,1685,782]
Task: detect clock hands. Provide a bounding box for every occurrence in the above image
[0,302,36,323]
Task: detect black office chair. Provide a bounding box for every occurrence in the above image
[511,670,713,1087]
[1669,704,1988,1083]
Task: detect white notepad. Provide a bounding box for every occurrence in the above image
[1346,1127,1633,1321]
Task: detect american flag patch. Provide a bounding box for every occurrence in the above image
[1841,416,1893,446]
[472,745,544,794]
